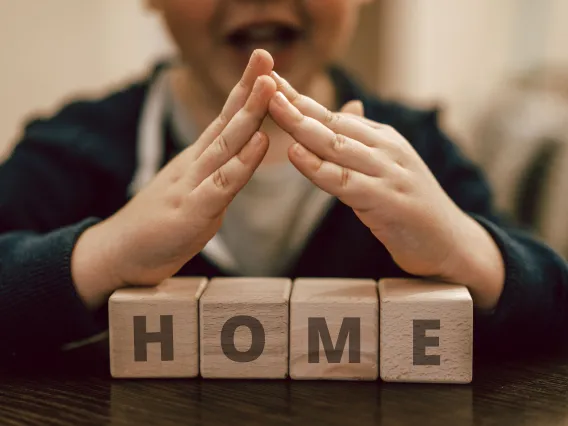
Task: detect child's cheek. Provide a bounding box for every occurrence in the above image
[161,0,217,43]
[160,0,218,59]
[306,0,360,60]
[165,0,217,20]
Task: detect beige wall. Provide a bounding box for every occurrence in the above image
[376,0,568,154]
[0,0,169,158]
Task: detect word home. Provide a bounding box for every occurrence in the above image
[109,277,472,383]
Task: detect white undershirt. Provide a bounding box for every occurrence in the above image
[130,67,335,276]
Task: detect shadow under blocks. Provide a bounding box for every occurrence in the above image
[108,277,473,383]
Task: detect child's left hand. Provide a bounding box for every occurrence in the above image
[268,72,505,310]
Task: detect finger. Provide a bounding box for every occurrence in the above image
[341,113,386,130]
[271,71,379,148]
[188,132,269,219]
[288,142,380,212]
[190,49,274,156]
[340,100,364,116]
[189,75,276,186]
[222,50,275,122]
[269,92,383,177]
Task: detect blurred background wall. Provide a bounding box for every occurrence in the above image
[0,0,170,159]
[1,0,567,255]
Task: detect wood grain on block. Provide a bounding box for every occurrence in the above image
[199,277,292,379]
[290,278,379,380]
[109,277,207,378]
[378,278,473,384]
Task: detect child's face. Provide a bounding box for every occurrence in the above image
[149,0,370,97]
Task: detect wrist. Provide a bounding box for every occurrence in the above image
[71,221,125,310]
[445,214,505,310]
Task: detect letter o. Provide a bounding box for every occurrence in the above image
[221,315,265,362]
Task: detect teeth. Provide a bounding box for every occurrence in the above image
[227,24,301,54]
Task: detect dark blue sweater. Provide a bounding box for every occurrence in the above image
[0,65,567,367]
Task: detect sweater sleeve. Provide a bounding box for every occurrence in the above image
[0,86,143,364]
[415,111,568,356]
[0,220,104,358]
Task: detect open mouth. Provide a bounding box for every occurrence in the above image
[225,22,304,54]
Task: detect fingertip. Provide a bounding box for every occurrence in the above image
[253,130,269,147]
[288,143,319,174]
[253,49,274,74]
[257,74,277,92]
[289,142,307,157]
[341,100,365,116]
[268,92,285,119]
[287,143,303,168]
[270,70,285,88]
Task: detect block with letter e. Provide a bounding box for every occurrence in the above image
[378,278,473,384]
[290,278,379,380]
[109,277,208,378]
[199,277,292,379]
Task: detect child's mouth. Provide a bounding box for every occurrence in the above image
[224,22,304,66]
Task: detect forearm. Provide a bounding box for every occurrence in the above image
[445,213,506,310]
[71,221,125,310]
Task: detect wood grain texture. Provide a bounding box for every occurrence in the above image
[3,342,568,426]
[199,277,292,379]
[290,278,378,380]
[379,278,473,384]
[109,277,208,378]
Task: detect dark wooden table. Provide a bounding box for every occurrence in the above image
[1,343,568,426]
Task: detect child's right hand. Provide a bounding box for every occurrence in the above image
[71,50,276,308]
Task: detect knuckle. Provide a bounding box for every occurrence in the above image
[215,133,230,156]
[213,168,230,190]
[324,110,340,131]
[218,112,230,127]
[243,101,261,117]
[288,89,301,104]
[331,133,346,155]
[238,76,248,90]
[340,167,351,189]
[165,188,183,210]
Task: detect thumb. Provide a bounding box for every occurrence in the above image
[340,100,365,116]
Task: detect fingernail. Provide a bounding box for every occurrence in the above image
[252,77,265,94]
[293,143,306,156]
[271,71,285,86]
[252,132,264,146]
[274,92,303,121]
[274,91,289,106]
[249,50,260,66]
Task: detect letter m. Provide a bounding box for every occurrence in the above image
[308,317,361,364]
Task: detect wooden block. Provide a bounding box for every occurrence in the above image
[109,277,207,378]
[290,278,379,380]
[199,277,292,379]
[378,278,473,384]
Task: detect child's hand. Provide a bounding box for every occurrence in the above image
[268,73,504,310]
[72,50,276,308]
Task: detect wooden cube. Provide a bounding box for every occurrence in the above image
[378,278,473,384]
[109,277,207,378]
[199,277,292,379]
[290,278,379,380]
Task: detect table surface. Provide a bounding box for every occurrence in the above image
[1,343,568,426]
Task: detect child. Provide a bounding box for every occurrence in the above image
[0,0,566,366]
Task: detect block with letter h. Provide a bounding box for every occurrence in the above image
[109,277,207,378]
